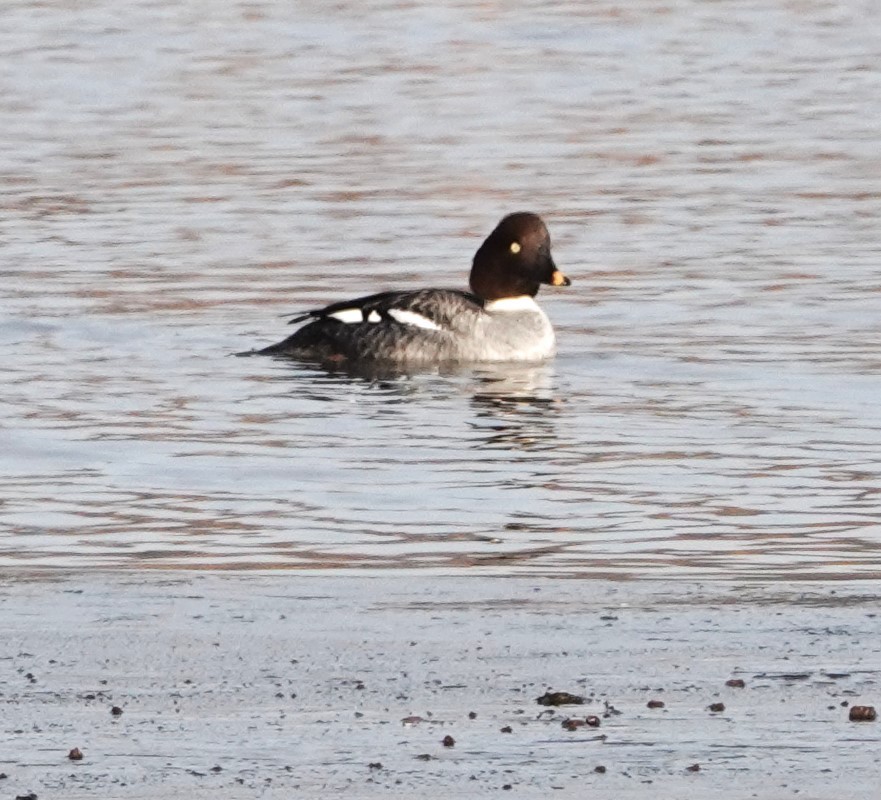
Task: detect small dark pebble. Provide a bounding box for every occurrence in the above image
[442,735,455,748]
[562,718,584,731]
[604,701,622,717]
[725,679,746,688]
[368,762,383,770]
[686,763,701,772]
[647,700,665,709]
[110,706,123,717]
[536,690,584,707]
[415,754,433,761]
[500,726,513,734]
[502,785,512,791]
[16,794,38,800]
[708,702,725,713]
[468,711,477,720]
[585,715,601,727]
[849,705,877,722]
[594,765,607,774]
[67,748,83,761]
[210,765,222,773]
[0,773,8,779]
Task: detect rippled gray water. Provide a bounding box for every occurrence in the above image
[2,0,881,577]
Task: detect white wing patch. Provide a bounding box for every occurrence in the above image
[328,308,364,323]
[327,306,441,329]
[388,308,442,330]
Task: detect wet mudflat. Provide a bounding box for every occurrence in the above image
[1,574,879,799]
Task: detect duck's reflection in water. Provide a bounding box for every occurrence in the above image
[252,357,565,452]
[467,363,563,452]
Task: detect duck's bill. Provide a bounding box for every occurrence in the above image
[549,270,571,287]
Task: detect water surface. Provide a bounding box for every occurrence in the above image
[2,0,881,577]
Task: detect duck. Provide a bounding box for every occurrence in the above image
[255,212,571,364]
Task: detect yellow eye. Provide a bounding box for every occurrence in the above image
[509,241,521,254]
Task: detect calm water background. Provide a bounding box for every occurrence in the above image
[2,0,880,577]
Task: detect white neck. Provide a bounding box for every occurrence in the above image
[484,295,541,313]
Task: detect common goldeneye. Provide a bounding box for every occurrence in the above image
[256,212,571,363]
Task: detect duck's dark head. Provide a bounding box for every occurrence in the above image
[469,212,570,301]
